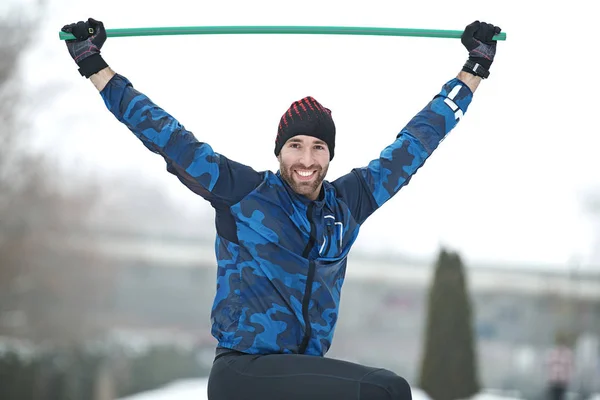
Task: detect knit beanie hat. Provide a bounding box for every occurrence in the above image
[274,96,336,160]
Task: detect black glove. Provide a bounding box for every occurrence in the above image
[460,21,501,79]
[61,18,108,78]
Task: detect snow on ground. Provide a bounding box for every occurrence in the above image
[119,378,209,400]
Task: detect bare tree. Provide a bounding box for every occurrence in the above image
[0,4,215,348]
[0,6,112,345]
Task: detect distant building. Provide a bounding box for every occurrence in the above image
[28,228,600,395]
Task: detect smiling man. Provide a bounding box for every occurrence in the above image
[62,17,501,400]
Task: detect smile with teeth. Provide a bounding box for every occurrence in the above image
[295,169,316,180]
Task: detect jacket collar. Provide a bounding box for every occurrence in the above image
[275,170,331,209]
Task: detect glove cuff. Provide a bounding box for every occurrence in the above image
[462,59,490,79]
[78,54,109,78]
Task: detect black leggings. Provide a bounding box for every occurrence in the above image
[548,383,567,400]
[207,350,412,400]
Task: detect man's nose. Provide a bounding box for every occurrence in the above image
[299,148,313,166]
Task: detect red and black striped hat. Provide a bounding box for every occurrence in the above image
[274,96,336,160]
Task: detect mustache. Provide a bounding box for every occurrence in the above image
[290,164,321,171]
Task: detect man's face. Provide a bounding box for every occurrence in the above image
[278,135,330,201]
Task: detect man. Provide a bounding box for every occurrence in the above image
[61,18,501,400]
[545,333,575,400]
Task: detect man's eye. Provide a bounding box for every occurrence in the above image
[315,145,324,150]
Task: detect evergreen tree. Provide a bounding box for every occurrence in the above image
[418,248,480,400]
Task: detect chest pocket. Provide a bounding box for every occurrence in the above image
[318,215,343,259]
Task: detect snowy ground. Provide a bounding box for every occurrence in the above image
[118,377,526,400]
[118,379,208,400]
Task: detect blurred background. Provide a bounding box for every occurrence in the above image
[1,0,599,399]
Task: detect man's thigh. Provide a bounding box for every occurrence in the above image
[207,352,411,400]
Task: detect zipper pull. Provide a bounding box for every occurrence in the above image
[324,215,334,233]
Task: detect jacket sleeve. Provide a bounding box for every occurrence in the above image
[332,78,473,224]
[100,74,263,207]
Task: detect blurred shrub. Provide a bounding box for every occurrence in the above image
[418,248,480,400]
[117,344,207,397]
[0,341,210,400]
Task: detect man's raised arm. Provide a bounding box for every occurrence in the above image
[332,21,501,224]
[90,66,116,92]
[61,18,263,207]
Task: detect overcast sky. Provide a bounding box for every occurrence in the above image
[9,0,600,270]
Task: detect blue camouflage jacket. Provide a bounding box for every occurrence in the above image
[100,74,472,356]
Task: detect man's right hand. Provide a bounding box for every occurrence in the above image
[61,18,108,78]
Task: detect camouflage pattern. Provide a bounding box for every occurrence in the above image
[101,74,473,356]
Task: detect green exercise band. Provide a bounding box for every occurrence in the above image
[58,25,506,41]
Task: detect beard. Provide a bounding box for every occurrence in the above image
[280,162,328,199]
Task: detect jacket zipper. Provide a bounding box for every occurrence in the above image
[299,203,316,354]
[323,223,333,256]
